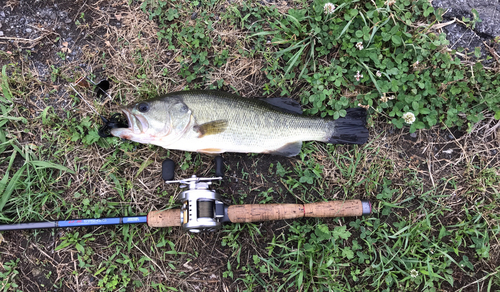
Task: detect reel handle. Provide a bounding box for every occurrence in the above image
[227,200,371,223]
[161,155,224,182]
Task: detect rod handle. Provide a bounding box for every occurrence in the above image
[227,200,370,223]
[147,209,181,227]
[304,200,371,218]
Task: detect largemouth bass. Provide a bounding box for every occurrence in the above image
[110,90,368,157]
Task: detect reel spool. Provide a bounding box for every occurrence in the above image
[163,157,229,233]
[178,184,228,233]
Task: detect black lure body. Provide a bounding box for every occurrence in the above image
[98,113,128,138]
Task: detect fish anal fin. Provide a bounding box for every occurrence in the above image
[259,97,303,115]
[194,120,228,138]
[197,148,223,154]
[267,142,302,157]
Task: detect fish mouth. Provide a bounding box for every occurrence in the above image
[120,108,149,133]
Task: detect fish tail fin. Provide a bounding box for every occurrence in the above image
[327,108,369,144]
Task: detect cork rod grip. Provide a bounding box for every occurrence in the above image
[147,209,182,227]
[304,200,365,217]
[227,200,369,223]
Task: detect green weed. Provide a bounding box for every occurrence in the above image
[0,0,498,291]
[0,259,20,291]
[0,68,75,220]
[248,0,500,132]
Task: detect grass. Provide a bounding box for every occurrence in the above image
[0,0,499,291]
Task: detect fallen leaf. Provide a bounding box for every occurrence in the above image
[115,14,122,21]
[62,41,68,47]
[74,76,90,88]
[105,40,111,47]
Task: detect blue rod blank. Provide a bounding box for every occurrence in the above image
[0,216,147,231]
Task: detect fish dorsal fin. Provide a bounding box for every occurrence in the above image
[259,97,303,115]
[194,120,228,138]
[267,141,303,157]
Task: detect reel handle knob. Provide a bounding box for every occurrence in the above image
[162,159,175,181]
[214,156,224,177]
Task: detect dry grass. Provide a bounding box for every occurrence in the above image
[1,0,500,291]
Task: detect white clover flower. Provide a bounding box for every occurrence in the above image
[356,42,364,50]
[376,70,382,77]
[380,95,388,103]
[403,112,416,124]
[324,3,335,14]
[410,269,418,278]
[354,71,363,81]
[388,95,395,100]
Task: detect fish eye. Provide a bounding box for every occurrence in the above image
[138,102,149,113]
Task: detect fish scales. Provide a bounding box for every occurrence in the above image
[174,91,331,152]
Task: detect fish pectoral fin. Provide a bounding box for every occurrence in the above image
[259,97,303,115]
[195,120,228,137]
[197,148,223,154]
[267,142,303,157]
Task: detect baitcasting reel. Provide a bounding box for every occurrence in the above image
[162,156,230,233]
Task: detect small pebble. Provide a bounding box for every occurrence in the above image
[191,12,198,20]
[0,31,3,37]
[491,149,498,155]
[410,133,417,138]
[65,18,72,24]
[0,11,5,18]
[26,28,32,33]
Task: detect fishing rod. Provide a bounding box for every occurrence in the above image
[0,158,371,233]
